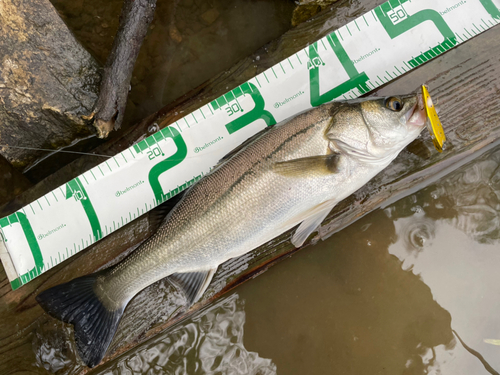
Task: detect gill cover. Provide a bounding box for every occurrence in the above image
[326,95,422,164]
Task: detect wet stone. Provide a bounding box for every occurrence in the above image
[190,19,204,33]
[195,0,206,8]
[176,19,187,31]
[291,0,340,26]
[184,28,195,37]
[200,8,220,26]
[169,24,183,44]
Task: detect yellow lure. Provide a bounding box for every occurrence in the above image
[422,85,446,153]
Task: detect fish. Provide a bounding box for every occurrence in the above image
[36,94,428,367]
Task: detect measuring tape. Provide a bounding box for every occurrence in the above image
[1,0,499,290]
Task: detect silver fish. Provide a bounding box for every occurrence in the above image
[36,94,427,367]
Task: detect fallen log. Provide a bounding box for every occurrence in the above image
[0,0,101,171]
[0,0,500,373]
[92,0,158,138]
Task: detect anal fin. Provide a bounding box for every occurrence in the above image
[169,268,217,305]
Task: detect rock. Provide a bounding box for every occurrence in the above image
[0,0,101,171]
[291,0,340,26]
[176,19,187,31]
[169,24,183,43]
[199,8,219,26]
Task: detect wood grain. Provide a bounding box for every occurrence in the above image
[0,0,499,373]
[92,0,157,138]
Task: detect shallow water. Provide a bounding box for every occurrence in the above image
[85,145,500,374]
[51,0,296,128]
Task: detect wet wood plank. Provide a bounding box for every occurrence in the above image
[1,0,500,373]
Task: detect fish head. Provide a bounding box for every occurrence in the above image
[326,94,427,164]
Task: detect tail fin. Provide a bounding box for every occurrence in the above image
[36,273,126,368]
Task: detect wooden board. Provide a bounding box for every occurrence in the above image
[0,0,500,373]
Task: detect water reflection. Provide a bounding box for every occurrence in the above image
[389,148,500,246]
[446,156,500,243]
[387,146,500,374]
[399,212,436,253]
[33,323,76,373]
[240,207,454,375]
[98,294,276,375]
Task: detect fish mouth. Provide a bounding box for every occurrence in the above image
[405,94,427,129]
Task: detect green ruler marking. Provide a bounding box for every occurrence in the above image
[0,213,43,289]
[65,178,102,242]
[148,127,188,205]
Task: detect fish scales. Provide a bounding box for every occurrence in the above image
[102,105,334,302]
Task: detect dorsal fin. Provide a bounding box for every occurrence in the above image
[148,192,185,229]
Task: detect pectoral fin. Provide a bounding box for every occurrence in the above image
[291,202,336,247]
[169,268,217,305]
[273,154,340,177]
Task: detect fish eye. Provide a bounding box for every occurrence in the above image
[385,97,404,112]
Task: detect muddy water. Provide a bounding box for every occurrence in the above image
[84,146,500,374]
